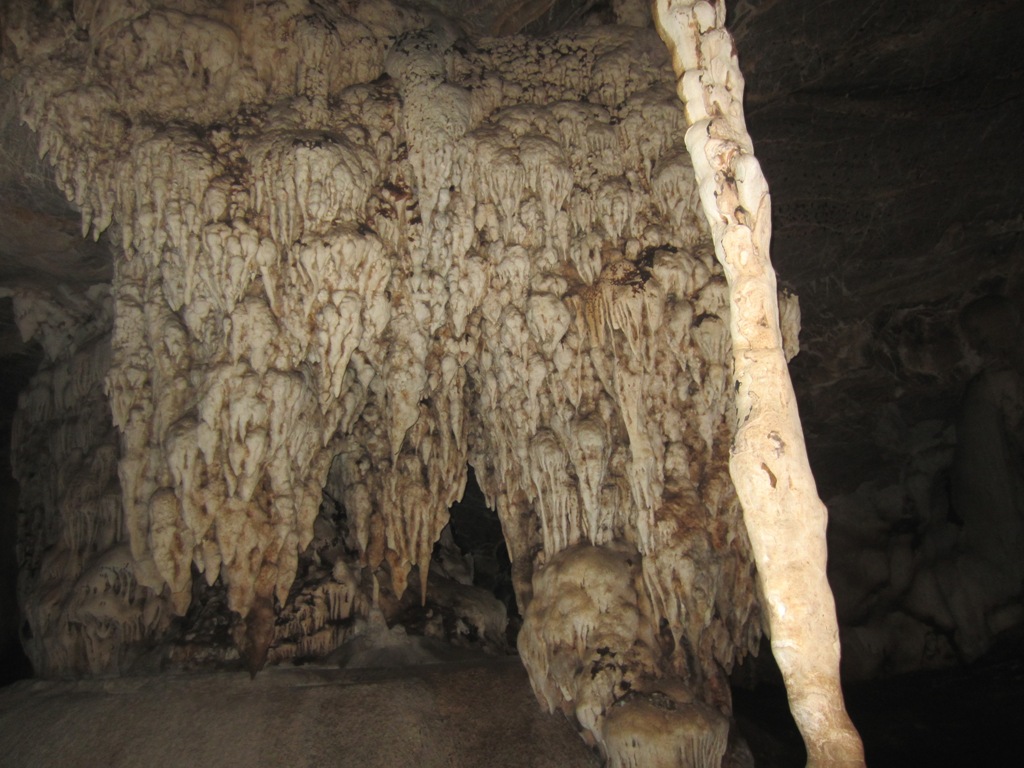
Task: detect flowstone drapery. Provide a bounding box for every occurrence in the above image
[4,1,821,763]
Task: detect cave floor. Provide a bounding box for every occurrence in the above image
[0,655,599,768]
[1,639,1022,768]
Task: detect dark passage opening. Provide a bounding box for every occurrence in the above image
[432,465,521,647]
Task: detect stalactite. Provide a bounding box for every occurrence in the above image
[5,2,814,761]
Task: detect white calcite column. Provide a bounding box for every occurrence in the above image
[653,1,865,765]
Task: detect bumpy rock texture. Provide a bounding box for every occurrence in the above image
[655,2,863,763]
[8,283,175,676]
[0,1,806,761]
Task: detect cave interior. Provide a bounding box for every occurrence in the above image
[0,1,1022,766]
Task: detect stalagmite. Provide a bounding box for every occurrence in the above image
[653,1,866,765]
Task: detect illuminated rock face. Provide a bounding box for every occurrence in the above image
[2,0,811,760]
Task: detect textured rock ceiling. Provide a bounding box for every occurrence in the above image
[0,0,1021,757]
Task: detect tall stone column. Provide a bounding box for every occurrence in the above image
[653,2,866,765]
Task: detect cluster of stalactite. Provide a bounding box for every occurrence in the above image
[2,1,810,760]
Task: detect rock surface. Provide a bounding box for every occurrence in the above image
[1,3,769,763]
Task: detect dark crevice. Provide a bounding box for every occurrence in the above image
[441,466,521,646]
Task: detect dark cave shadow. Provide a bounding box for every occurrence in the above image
[732,630,1024,767]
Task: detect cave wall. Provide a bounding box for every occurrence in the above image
[726,0,1024,678]
[8,284,178,675]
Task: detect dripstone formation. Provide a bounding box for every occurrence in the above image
[2,1,812,764]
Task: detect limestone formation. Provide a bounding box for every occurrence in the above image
[654,1,865,765]
[4,282,172,676]
[1,1,849,764]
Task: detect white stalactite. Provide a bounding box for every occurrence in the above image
[6,2,820,761]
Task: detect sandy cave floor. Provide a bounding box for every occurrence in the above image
[0,635,1022,768]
